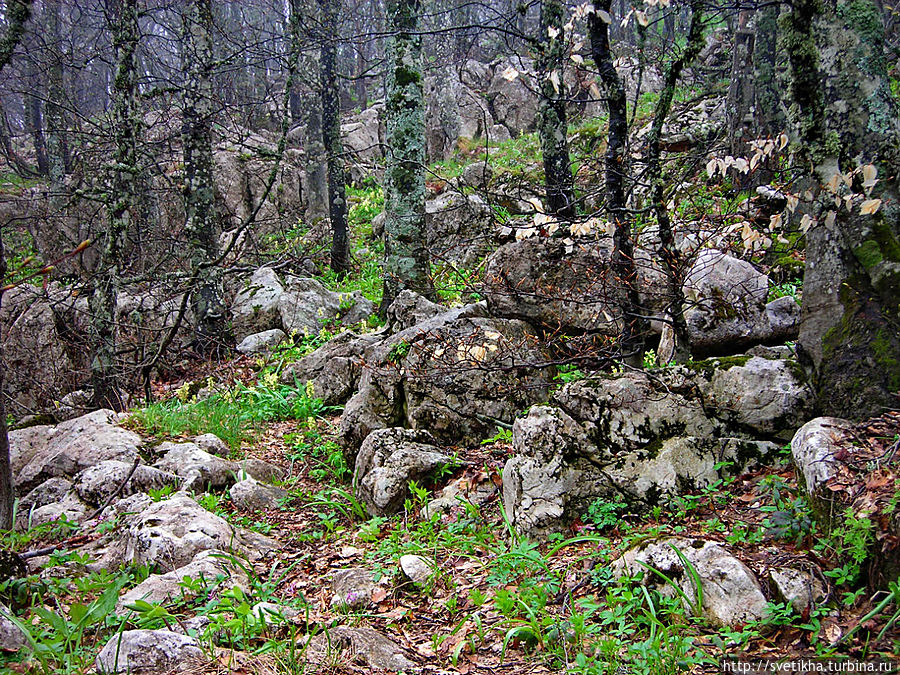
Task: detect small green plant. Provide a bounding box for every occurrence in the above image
[587,497,627,531]
[387,340,411,364]
[555,363,587,383]
[481,426,513,445]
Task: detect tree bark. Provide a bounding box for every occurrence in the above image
[90,0,141,411]
[0,0,33,530]
[644,0,704,365]
[787,0,900,421]
[319,0,350,278]
[537,0,575,219]
[380,0,433,311]
[44,0,69,205]
[589,0,646,367]
[753,3,783,139]
[181,0,226,352]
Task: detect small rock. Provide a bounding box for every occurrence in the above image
[612,537,768,629]
[0,603,27,651]
[229,478,287,511]
[153,442,238,491]
[354,428,453,516]
[332,568,376,610]
[303,626,415,672]
[95,629,205,674]
[117,550,250,614]
[237,457,285,484]
[768,567,825,614]
[193,433,231,458]
[237,328,287,354]
[399,555,432,585]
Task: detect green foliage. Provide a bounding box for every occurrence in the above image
[554,363,587,383]
[769,280,801,303]
[587,497,627,531]
[130,379,332,451]
[481,426,513,445]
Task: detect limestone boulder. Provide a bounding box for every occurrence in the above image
[75,461,181,506]
[117,549,250,614]
[10,409,142,495]
[231,267,285,341]
[153,442,239,492]
[699,356,814,438]
[354,428,454,516]
[122,492,279,570]
[612,538,769,629]
[425,191,496,267]
[95,630,205,674]
[279,329,384,406]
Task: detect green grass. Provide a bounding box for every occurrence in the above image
[129,381,332,451]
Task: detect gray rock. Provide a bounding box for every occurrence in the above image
[193,433,231,458]
[489,59,539,134]
[488,124,511,143]
[332,568,376,610]
[790,417,853,517]
[385,290,443,333]
[612,538,768,629]
[0,603,27,651]
[153,442,239,491]
[425,192,496,267]
[237,457,286,484]
[700,356,814,438]
[117,549,250,614]
[768,567,825,614]
[236,328,287,354]
[355,428,453,516]
[123,492,279,570]
[28,491,90,528]
[279,329,383,406]
[460,161,493,190]
[399,555,432,585]
[230,478,287,511]
[0,284,78,416]
[342,302,556,453]
[17,477,72,514]
[231,267,285,341]
[10,409,143,494]
[303,626,415,672]
[75,461,181,506]
[279,276,376,336]
[483,237,620,335]
[502,365,793,537]
[95,629,205,674]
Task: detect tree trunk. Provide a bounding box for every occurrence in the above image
[643,0,705,365]
[182,0,226,352]
[726,12,755,157]
[537,0,576,219]
[319,0,350,278]
[0,0,33,531]
[589,0,646,368]
[380,0,433,311]
[753,3,783,139]
[787,0,900,421]
[22,61,48,176]
[90,0,140,411]
[44,0,69,206]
